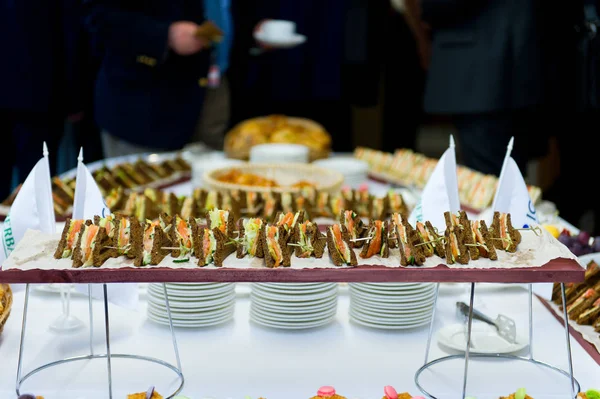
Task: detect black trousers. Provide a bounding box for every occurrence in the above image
[0,110,64,200]
[453,110,538,176]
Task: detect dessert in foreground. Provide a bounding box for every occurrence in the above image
[499,388,533,399]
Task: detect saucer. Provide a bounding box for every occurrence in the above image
[437,323,528,354]
[254,31,306,48]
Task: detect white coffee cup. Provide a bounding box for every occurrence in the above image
[261,20,296,40]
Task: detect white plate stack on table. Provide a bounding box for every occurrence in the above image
[249,143,310,164]
[349,283,437,330]
[312,156,369,189]
[146,283,236,328]
[250,283,338,330]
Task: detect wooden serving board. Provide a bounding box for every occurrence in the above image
[0,258,583,285]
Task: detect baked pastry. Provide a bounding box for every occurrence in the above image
[577,389,600,399]
[1,284,13,335]
[127,386,163,399]
[309,386,346,399]
[224,115,331,161]
[381,385,413,399]
[499,388,534,399]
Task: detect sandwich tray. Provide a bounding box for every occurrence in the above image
[0,258,584,284]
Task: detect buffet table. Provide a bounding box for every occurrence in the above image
[0,283,598,399]
[1,149,598,399]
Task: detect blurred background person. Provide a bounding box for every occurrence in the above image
[189,0,233,150]
[85,0,212,158]
[0,0,80,199]
[381,0,428,153]
[228,0,386,152]
[420,0,547,176]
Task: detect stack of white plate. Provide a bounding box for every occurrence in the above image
[147,283,236,328]
[349,283,436,329]
[249,144,309,164]
[312,157,369,188]
[250,283,338,329]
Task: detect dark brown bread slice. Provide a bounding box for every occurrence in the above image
[168,193,181,216]
[326,224,357,266]
[212,228,236,267]
[425,221,445,258]
[193,188,207,211]
[478,220,498,260]
[92,228,118,267]
[567,289,599,320]
[71,220,95,268]
[339,210,367,248]
[444,229,455,265]
[262,225,291,268]
[236,218,246,258]
[414,222,434,258]
[127,218,144,260]
[594,317,600,332]
[261,192,281,221]
[577,300,600,325]
[370,196,390,220]
[359,219,378,258]
[196,228,209,266]
[407,228,427,265]
[397,225,409,266]
[459,211,479,260]
[150,225,173,265]
[312,223,326,258]
[585,260,600,285]
[54,218,73,259]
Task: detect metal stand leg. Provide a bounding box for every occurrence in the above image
[528,284,534,360]
[103,284,113,399]
[162,283,183,372]
[560,283,576,399]
[423,283,440,365]
[88,284,94,356]
[462,283,475,399]
[15,284,30,396]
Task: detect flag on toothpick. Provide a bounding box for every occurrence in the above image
[1,143,55,265]
[491,137,538,229]
[73,148,139,310]
[409,135,461,231]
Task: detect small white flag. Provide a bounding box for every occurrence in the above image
[73,148,139,310]
[409,135,461,231]
[491,137,538,229]
[1,143,55,266]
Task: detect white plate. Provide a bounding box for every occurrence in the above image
[148,292,236,312]
[349,312,431,330]
[251,297,338,314]
[253,283,338,295]
[350,295,436,311]
[349,308,432,325]
[253,32,306,48]
[250,304,337,322]
[148,303,235,321]
[350,300,434,317]
[250,292,338,308]
[436,323,528,354]
[160,282,233,290]
[147,289,235,305]
[354,282,433,291]
[250,313,335,330]
[147,310,233,328]
[349,287,436,303]
[350,283,434,295]
[250,287,338,302]
[148,284,234,298]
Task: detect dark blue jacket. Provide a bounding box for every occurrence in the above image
[85,0,210,150]
[0,0,76,113]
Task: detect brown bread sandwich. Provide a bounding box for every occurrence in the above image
[326,223,358,266]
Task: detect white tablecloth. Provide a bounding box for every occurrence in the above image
[0,283,597,399]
